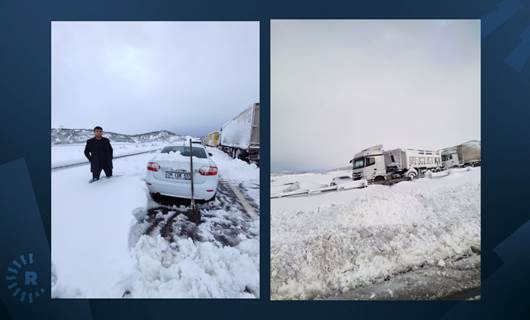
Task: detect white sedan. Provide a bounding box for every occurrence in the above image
[145,144,218,201]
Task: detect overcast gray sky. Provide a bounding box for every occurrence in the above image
[52,21,259,136]
[271,20,480,172]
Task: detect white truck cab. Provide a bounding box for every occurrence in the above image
[351,145,387,181]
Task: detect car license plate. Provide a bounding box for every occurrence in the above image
[165,171,191,180]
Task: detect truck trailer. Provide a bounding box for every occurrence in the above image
[350,145,442,182]
[203,131,220,147]
[219,103,260,164]
[440,140,481,169]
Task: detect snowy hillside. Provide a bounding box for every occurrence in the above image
[51,128,183,145]
[271,168,480,300]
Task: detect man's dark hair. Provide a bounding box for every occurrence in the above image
[93,126,103,131]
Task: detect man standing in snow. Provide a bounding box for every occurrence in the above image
[84,126,113,182]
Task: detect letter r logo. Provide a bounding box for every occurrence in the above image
[24,271,38,286]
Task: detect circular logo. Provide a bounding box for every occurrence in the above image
[5,253,45,303]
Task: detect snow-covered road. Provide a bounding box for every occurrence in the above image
[52,146,260,298]
[271,168,480,300]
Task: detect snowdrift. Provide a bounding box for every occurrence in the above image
[271,168,480,300]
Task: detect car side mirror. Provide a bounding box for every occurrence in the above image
[208,153,213,156]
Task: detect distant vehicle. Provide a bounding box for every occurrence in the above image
[350,145,442,182]
[219,103,260,164]
[203,131,220,147]
[440,140,481,169]
[145,144,218,201]
[330,175,352,186]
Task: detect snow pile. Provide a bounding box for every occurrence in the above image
[128,234,259,298]
[127,195,260,298]
[207,147,259,183]
[271,168,480,300]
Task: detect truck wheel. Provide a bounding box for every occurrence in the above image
[407,171,417,180]
[374,176,385,182]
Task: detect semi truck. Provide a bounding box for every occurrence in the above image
[219,103,260,164]
[350,145,442,182]
[440,140,481,169]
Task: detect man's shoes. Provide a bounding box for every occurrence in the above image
[90,177,100,183]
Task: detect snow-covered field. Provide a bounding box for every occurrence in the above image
[271,168,480,300]
[52,144,259,298]
[52,142,171,168]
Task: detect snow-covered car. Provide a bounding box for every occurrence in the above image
[145,144,218,201]
[330,175,352,186]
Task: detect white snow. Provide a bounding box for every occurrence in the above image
[51,153,151,298]
[52,141,170,168]
[128,235,259,298]
[271,169,352,197]
[207,147,259,182]
[271,167,480,300]
[220,106,253,149]
[207,147,260,205]
[52,142,259,298]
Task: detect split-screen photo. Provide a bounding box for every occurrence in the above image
[50,19,480,301]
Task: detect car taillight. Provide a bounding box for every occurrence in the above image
[147,162,159,172]
[199,166,218,176]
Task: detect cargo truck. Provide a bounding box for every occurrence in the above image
[350,145,442,182]
[219,103,260,164]
[440,140,481,169]
[203,131,220,147]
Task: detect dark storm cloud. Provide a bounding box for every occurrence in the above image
[52,21,259,136]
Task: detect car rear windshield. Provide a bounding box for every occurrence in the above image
[161,146,208,158]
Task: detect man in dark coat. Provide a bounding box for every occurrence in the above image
[84,126,113,182]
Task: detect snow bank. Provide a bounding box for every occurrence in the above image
[271,169,351,197]
[128,235,259,298]
[271,168,480,300]
[337,180,368,191]
[207,147,259,183]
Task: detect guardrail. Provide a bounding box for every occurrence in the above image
[271,180,368,199]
